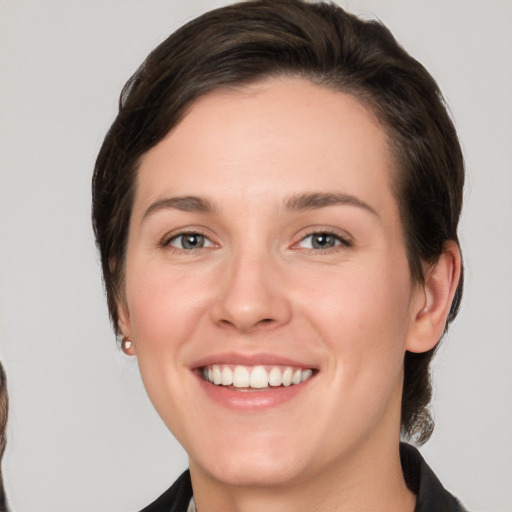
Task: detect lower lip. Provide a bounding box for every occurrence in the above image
[196,374,315,411]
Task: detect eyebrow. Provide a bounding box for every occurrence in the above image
[284,192,378,216]
[141,191,378,221]
[142,195,217,221]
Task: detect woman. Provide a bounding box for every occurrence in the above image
[92,1,466,510]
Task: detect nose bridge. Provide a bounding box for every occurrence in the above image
[211,240,291,332]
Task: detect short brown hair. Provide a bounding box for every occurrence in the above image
[92,0,464,444]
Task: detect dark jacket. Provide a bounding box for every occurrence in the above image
[140,443,467,512]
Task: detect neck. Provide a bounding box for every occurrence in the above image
[189,437,416,512]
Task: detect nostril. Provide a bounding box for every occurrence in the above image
[217,316,275,332]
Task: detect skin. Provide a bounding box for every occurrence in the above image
[118,77,460,512]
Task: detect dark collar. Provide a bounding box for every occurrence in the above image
[400,443,467,512]
[140,444,467,512]
[139,470,192,512]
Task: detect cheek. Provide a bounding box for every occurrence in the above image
[299,256,412,333]
[124,259,213,349]
[122,260,214,435]
[296,258,413,385]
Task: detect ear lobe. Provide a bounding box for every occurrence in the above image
[406,241,461,354]
[117,301,136,356]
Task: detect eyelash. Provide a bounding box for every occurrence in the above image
[294,229,353,253]
[160,228,352,255]
[160,230,216,252]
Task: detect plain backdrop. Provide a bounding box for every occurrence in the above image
[1,1,511,511]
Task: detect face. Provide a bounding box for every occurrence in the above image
[119,78,425,488]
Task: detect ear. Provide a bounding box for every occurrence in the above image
[406,241,462,353]
[117,300,136,356]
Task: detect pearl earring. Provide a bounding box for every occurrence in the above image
[121,337,133,354]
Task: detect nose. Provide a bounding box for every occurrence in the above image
[210,249,292,334]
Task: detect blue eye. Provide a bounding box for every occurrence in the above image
[167,233,213,250]
[297,232,349,250]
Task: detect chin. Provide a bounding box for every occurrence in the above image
[189,432,313,488]
[202,455,307,488]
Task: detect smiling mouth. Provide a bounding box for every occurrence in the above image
[200,364,316,390]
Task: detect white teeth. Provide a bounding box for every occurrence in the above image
[268,367,282,387]
[221,366,233,386]
[203,364,314,389]
[212,365,222,385]
[282,367,293,387]
[250,366,268,388]
[301,369,313,381]
[233,366,250,388]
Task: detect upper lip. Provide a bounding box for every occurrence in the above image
[190,352,319,370]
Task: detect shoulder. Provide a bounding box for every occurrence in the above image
[139,470,193,512]
[400,443,469,512]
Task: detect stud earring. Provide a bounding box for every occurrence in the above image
[121,337,133,354]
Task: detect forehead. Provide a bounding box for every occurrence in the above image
[134,77,397,219]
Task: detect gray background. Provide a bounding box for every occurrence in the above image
[1,1,511,510]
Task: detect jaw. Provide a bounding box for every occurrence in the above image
[181,362,406,488]
[187,393,409,512]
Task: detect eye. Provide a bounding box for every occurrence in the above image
[166,232,214,250]
[296,231,351,250]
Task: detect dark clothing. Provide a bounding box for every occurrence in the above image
[140,470,192,512]
[400,443,467,511]
[140,470,193,512]
[140,443,467,512]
